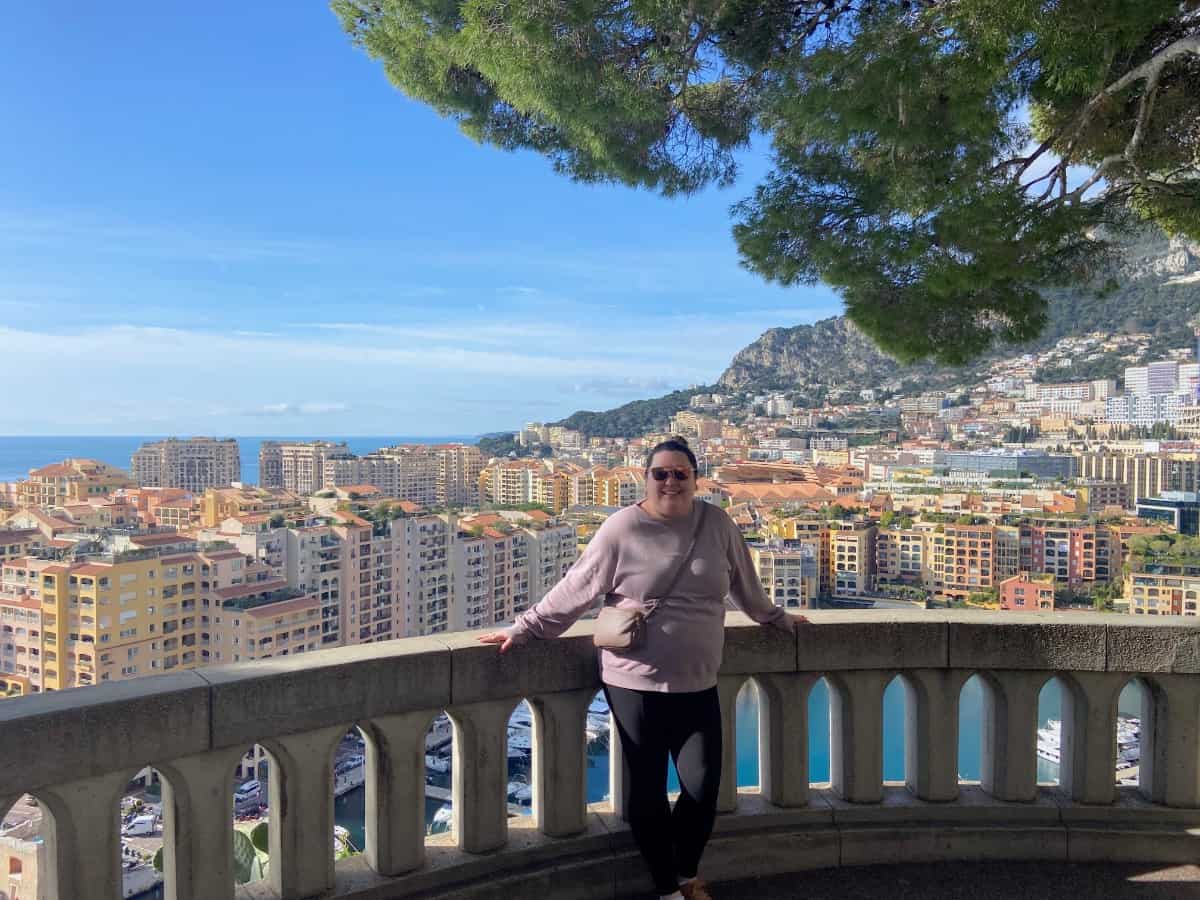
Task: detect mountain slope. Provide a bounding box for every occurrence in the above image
[553,229,1200,436]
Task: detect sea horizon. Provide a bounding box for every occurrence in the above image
[0,434,482,486]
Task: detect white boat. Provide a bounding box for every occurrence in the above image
[507,779,533,806]
[334,754,365,797]
[425,753,450,775]
[428,803,453,835]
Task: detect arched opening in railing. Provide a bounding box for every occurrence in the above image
[228,744,276,888]
[957,673,984,783]
[586,688,610,807]
[1037,676,1066,786]
[117,766,166,897]
[736,678,761,790]
[881,674,909,784]
[331,726,369,864]
[809,676,832,786]
[506,700,534,816]
[1117,678,1152,789]
[0,793,55,899]
[425,712,454,840]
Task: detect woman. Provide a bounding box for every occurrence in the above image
[478,437,807,900]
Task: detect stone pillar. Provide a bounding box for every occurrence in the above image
[41,771,129,900]
[1059,672,1125,805]
[716,676,746,813]
[363,711,437,876]
[903,669,973,802]
[268,725,348,899]
[1141,674,1200,808]
[159,748,247,900]
[449,699,514,852]
[828,670,891,803]
[529,689,593,837]
[755,672,818,808]
[609,708,630,821]
[980,670,1044,803]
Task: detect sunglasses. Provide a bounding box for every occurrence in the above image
[649,467,692,482]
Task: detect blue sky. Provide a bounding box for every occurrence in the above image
[0,1,841,436]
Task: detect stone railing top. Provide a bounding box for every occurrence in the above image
[1,610,1198,799]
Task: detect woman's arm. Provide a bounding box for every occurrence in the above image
[479,529,619,652]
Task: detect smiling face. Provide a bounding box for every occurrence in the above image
[643,450,697,520]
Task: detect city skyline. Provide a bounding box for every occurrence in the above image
[0,1,840,436]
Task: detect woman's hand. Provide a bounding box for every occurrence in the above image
[477,631,515,653]
[789,613,811,631]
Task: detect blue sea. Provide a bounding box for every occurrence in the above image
[0,435,479,486]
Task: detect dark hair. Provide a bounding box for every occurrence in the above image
[645,436,698,472]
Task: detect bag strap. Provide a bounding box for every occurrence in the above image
[645,501,709,617]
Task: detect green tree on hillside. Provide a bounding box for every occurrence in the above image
[334,0,1200,364]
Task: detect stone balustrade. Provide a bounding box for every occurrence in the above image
[3,610,1200,900]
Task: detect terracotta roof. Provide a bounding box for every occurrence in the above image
[217,578,288,600]
[244,595,318,618]
[0,529,39,543]
[0,596,41,611]
[129,532,185,547]
[203,550,243,561]
[72,563,111,575]
[29,463,74,477]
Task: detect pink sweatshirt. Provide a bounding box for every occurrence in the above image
[508,501,792,692]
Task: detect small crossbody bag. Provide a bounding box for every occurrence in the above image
[593,502,709,651]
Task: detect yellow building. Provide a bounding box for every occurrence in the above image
[15,458,135,508]
[211,589,321,662]
[201,486,301,528]
[931,524,998,602]
[0,545,250,690]
[750,543,819,609]
[0,528,43,565]
[831,524,875,597]
[1126,568,1200,616]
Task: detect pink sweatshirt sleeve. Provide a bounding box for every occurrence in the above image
[723,515,793,632]
[507,527,618,641]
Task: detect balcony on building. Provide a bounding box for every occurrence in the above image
[1,610,1199,899]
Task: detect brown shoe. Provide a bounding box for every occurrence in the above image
[680,878,713,900]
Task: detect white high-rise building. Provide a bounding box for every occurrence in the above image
[131,437,240,492]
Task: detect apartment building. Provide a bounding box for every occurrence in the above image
[669,411,722,440]
[285,524,349,646]
[1021,520,1119,588]
[479,460,547,507]
[594,467,645,508]
[831,524,875,597]
[393,513,453,636]
[750,542,819,609]
[1073,452,1200,507]
[999,573,1056,611]
[326,449,439,506]
[200,486,302,528]
[767,517,832,596]
[257,440,353,494]
[0,594,42,694]
[930,524,997,601]
[874,528,928,587]
[435,444,483,506]
[1126,567,1200,616]
[132,438,241,492]
[211,587,322,662]
[0,542,256,691]
[0,529,43,565]
[16,458,134,508]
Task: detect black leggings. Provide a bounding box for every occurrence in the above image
[604,684,723,896]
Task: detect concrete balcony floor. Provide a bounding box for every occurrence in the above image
[707,862,1200,899]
